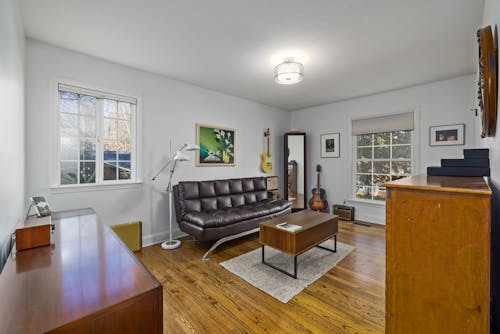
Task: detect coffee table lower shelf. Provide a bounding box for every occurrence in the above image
[261,235,337,279]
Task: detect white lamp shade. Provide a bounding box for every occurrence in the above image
[173,151,190,161]
[274,57,304,85]
[185,143,200,151]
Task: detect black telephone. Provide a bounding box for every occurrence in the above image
[30,196,52,217]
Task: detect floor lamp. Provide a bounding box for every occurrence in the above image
[152,142,199,250]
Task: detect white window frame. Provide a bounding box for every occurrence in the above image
[50,80,142,190]
[349,109,420,205]
[353,130,413,202]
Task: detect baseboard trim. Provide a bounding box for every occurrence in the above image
[142,230,189,248]
[354,213,385,225]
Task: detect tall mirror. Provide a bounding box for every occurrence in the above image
[284,132,307,211]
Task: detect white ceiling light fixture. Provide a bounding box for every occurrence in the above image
[274,57,304,85]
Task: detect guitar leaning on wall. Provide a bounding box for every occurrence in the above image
[261,128,273,173]
[309,164,328,212]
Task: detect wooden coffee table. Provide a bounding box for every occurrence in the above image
[259,210,339,279]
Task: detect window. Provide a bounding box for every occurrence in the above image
[57,84,137,186]
[354,130,412,201]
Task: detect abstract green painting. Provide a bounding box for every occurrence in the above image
[196,124,235,166]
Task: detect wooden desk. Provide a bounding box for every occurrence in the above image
[0,209,162,333]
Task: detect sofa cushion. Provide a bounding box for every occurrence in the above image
[235,204,270,220]
[260,199,292,212]
[255,190,267,201]
[254,178,267,191]
[183,199,292,228]
[231,194,245,206]
[184,208,247,227]
[179,182,199,200]
[242,179,255,192]
[184,199,202,212]
[244,200,288,216]
[217,196,232,209]
[229,179,243,193]
[244,193,257,204]
[199,181,216,197]
[201,198,217,210]
[215,180,230,195]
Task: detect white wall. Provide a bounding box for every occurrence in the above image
[0,0,25,264]
[25,39,290,245]
[479,0,500,185]
[288,135,304,194]
[291,75,476,224]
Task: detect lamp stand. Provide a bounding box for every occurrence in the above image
[152,141,199,250]
[161,189,181,249]
[161,160,181,250]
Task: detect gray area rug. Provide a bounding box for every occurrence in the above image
[220,239,355,303]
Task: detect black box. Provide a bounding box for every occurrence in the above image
[427,166,490,177]
[463,149,490,159]
[441,158,490,168]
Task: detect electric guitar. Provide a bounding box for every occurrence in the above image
[309,165,328,211]
[261,128,273,173]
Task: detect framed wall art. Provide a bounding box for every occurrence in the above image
[429,124,465,146]
[196,124,235,166]
[320,133,340,158]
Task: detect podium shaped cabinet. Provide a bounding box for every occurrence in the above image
[384,175,491,334]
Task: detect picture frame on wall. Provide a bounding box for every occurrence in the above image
[196,124,235,166]
[320,133,340,158]
[429,124,465,146]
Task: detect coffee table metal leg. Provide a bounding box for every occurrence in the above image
[316,234,337,253]
[261,245,264,263]
[293,255,297,278]
[261,245,298,279]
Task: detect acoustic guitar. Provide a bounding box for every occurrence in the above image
[261,128,273,173]
[309,165,328,212]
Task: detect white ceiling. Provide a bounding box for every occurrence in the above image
[20,0,483,111]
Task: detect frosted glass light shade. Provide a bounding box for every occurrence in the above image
[184,143,200,151]
[173,151,190,161]
[274,57,304,85]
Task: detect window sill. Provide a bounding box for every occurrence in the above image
[346,198,386,206]
[49,181,144,194]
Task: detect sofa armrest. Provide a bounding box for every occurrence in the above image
[173,184,183,224]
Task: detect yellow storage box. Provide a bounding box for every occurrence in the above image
[110,221,142,252]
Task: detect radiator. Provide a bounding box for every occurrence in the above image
[332,205,355,221]
[110,221,142,252]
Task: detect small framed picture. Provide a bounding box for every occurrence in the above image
[429,124,465,146]
[30,196,51,217]
[320,133,340,158]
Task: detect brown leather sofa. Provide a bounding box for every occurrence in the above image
[173,177,291,260]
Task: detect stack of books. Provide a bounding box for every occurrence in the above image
[276,222,303,232]
[427,149,490,176]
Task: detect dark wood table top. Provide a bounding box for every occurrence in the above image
[259,209,338,232]
[0,209,161,334]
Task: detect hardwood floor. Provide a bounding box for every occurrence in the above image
[136,220,385,334]
[290,193,305,209]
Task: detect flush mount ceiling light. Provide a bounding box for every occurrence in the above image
[274,57,304,85]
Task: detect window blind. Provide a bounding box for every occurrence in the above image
[351,111,414,135]
[58,84,137,104]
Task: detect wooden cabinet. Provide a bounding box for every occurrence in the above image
[0,209,162,334]
[384,175,491,334]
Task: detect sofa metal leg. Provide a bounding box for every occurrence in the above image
[201,227,260,261]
